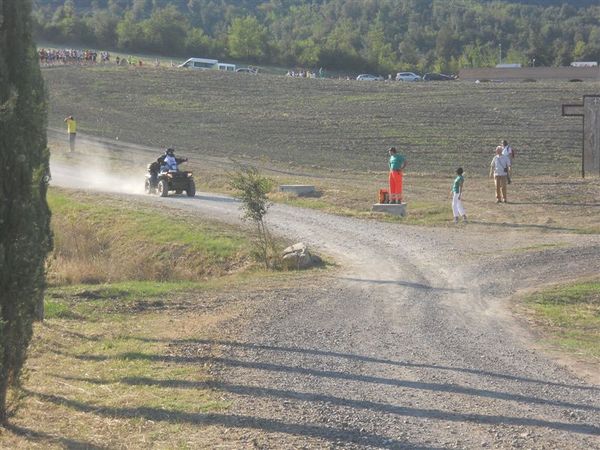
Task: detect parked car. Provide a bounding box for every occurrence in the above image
[395,72,421,81]
[423,72,456,81]
[356,74,384,81]
[236,67,258,74]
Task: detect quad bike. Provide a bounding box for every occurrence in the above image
[145,161,196,197]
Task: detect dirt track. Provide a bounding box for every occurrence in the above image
[50,139,600,448]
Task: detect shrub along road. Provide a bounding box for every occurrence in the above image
[49,145,600,448]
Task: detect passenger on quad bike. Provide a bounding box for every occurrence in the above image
[160,148,187,172]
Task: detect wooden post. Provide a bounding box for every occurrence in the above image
[562,95,600,178]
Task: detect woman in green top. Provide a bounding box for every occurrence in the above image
[451,167,467,223]
[388,147,406,203]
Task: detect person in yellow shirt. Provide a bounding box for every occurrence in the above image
[64,115,77,152]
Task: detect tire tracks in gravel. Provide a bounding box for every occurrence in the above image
[50,152,600,448]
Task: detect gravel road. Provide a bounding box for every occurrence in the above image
[50,140,600,449]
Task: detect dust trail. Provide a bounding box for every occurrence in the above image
[49,140,148,195]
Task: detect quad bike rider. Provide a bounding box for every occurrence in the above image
[145,148,196,197]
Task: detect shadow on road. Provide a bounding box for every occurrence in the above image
[53,374,600,437]
[338,277,467,293]
[56,350,600,416]
[112,337,600,393]
[169,194,239,204]
[27,390,431,449]
[467,220,580,232]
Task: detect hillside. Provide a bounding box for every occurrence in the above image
[33,0,600,73]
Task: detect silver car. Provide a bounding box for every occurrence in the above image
[395,72,421,81]
[356,74,384,81]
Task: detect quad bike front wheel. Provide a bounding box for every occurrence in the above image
[186,180,196,197]
[158,180,169,197]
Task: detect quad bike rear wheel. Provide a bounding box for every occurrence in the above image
[144,179,153,194]
[158,180,169,197]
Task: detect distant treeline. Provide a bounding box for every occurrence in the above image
[33,0,600,73]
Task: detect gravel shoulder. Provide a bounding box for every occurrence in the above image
[50,151,600,448]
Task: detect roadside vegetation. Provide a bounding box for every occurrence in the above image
[229,165,277,269]
[522,279,600,360]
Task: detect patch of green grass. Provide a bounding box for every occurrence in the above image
[576,226,600,235]
[524,280,600,359]
[45,300,80,319]
[276,196,334,210]
[48,190,244,259]
[46,280,213,320]
[48,280,200,301]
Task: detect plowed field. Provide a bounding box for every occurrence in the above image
[43,66,598,176]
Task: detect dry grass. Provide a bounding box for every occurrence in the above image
[246,168,599,233]
[47,189,251,285]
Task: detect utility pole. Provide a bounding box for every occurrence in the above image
[498,43,502,65]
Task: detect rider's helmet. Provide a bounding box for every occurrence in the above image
[165,148,175,156]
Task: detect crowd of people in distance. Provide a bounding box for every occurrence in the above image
[286,68,325,78]
[38,48,111,65]
[38,48,165,67]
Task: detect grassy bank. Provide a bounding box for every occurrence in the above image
[523,279,600,360]
[48,188,250,284]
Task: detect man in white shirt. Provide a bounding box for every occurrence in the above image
[490,146,511,203]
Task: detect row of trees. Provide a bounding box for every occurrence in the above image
[33,0,600,72]
[1,0,52,422]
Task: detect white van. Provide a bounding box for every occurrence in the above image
[217,63,236,72]
[179,58,218,69]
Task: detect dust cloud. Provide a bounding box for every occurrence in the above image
[49,141,147,195]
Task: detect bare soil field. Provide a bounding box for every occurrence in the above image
[43,65,598,176]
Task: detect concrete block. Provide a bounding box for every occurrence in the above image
[279,185,316,196]
[372,203,407,216]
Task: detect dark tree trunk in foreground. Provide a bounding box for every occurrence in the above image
[0,0,52,422]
